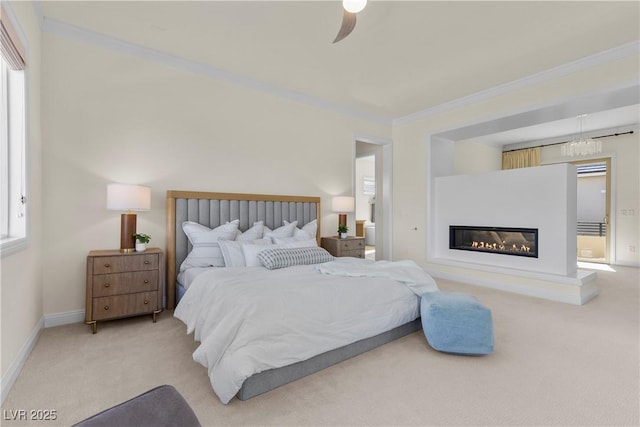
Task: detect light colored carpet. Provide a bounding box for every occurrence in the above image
[2,265,638,426]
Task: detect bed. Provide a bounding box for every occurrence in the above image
[166,191,438,403]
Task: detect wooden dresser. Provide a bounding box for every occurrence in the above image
[85,248,163,334]
[320,236,365,258]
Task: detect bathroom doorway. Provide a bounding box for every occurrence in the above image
[355,141,381,260]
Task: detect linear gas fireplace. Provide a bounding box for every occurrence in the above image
[450,226,538,258]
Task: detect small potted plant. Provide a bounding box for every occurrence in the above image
[133,233,151,252]
[337,224,348,239]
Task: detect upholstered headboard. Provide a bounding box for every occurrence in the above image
[165,190,321,308]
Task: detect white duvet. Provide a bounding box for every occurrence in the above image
[174,258,438,404]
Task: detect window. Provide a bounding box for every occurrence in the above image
[0,8,28,256]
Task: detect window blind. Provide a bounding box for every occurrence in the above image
[0,6,26,70]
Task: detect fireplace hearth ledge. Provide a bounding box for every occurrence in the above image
[425,259,598,305]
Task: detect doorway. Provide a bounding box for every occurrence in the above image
[355,141,381,260]
[573,158,611,264]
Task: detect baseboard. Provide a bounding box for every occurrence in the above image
[43,309,85,328]
[1,317,44,406]
[612,260,640,268]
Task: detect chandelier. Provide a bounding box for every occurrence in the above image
[560,114,602,157]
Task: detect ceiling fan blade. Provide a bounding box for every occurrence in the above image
[333,10,357,43]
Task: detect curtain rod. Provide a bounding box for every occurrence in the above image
[503,130,634,153]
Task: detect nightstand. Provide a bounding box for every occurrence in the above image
[85,248,164,334]
[320,236,365,258]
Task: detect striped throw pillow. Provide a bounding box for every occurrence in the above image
[257,247,334,270]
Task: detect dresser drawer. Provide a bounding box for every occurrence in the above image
[92,270,158,297]
[92,253,159,275]
[338,240,364,251]
[92,292,158,321]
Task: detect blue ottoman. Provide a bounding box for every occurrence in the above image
[420,291,494,355]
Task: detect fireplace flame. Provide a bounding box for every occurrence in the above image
[472,241,531,253]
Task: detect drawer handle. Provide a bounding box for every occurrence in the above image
[144,300,149,305]
[103,305,109,311]
[143,260,150,265]
[104,283,110,288]
[104,263,111,268]
[144,280,149,284]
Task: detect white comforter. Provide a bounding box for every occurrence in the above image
[174,258,438,403]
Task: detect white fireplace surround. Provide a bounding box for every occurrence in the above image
[427,163,598,305]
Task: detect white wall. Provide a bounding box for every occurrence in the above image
[454,140,502,174]
[1,0,43,392]
[41,32,391,316]
[434,164,577,276]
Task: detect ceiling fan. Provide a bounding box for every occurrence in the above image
[333,0,367,43]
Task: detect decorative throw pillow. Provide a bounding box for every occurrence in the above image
[218,239,272,267]
[288,219,317,240]
[257,247,334,270]
[180,221,239,271]
[263,221,298,242]
[242,243,277,267]
[236,221,265,241]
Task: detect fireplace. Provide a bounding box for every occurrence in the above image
[449,226,538,258]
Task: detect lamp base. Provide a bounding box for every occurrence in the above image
[338,214,347,228]
[120,213,137,253]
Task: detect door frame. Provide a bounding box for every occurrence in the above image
[353,135,393,260]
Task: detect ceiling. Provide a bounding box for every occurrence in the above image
[40,1,640,141]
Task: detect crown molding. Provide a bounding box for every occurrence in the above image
[394,40,640,126]
[40,16,392,127]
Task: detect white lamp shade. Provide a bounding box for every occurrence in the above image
[107,184,151,211]
[343,0,367,13]
[332,196,355,213]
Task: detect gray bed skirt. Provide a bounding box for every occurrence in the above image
[237,318,422,400]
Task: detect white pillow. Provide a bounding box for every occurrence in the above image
[264,221,298,241]
[180,221,239,271]
[242,243,277,267]
[218,239,271,267]
[236,221,265,241]
[288,219,317,240]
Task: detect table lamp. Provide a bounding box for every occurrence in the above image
[107,184,151,252]
[332,196,355,231]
